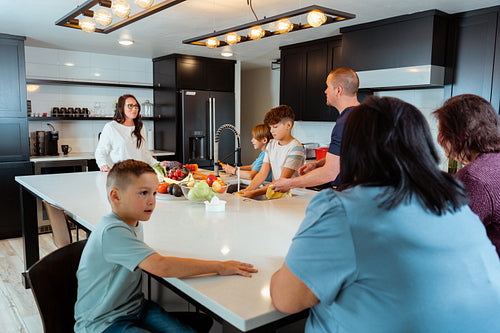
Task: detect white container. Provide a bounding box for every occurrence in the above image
[204,197,226,212]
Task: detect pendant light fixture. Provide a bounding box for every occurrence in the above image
[56,0,186,34]
[112,0,131,18]
[94,8,113,26]
[183,5,355,49]
[135,0,154,9]
[307,10,327,27]
[225,32,242,45]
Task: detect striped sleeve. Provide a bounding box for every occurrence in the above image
[284,142,305,171]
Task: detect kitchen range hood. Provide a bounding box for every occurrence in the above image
[340,10,451,89]
[357,65,445,89]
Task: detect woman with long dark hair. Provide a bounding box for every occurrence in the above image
[433,94,500,256]
[95,94,163,171]
[270,96,500,332]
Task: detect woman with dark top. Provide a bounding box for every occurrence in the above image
[270,96,500,332]
[433,94,500,256]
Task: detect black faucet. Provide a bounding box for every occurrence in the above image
[214,124,241,177]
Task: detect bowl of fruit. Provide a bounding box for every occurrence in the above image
[181,179,227,202]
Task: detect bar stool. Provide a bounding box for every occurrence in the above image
[42,201,73,248]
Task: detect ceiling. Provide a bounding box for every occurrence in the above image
[1,0,499,69]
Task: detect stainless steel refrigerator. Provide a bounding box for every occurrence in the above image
[180,90,236,167]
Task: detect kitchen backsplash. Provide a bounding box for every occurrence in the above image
[25,46,154,154]
[291,88,447,169]
[29,120,155,153]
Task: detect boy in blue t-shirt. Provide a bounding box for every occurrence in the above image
[222,123,273,182]
[74,159,257,333]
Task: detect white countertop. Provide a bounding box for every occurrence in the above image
[30,150,175,162]
[15,171,317,331]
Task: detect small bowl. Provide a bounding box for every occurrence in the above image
[180,180,227,202]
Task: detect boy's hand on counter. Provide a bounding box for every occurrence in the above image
[218,261,258,277]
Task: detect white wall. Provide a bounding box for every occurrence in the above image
[240,66,280,164]
[25,46,153,153]
[374,88,448,170]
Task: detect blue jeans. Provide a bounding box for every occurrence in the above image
[103,300,196,333]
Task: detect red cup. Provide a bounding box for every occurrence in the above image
[314,147,329,161]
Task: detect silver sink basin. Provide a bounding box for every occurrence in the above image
[227,182,268,200]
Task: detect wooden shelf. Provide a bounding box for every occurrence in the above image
[28,116,157,121]
[26,78,153,89]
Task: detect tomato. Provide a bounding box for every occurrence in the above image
[158,183,169,194]
[206,174,217,186]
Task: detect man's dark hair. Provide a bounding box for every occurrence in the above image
[339,96,467,215]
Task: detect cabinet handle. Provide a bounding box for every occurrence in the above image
[209,97,213,159]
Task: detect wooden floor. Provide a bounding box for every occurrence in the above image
[0,232,85,333]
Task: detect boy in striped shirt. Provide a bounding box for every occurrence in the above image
[239,105,305,199]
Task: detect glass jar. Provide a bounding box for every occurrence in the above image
[142,100,153,117]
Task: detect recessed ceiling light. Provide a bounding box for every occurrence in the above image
[64,62,75,67]
[94,73,101,77]
[118,39,134,46]
[221,51,233,57]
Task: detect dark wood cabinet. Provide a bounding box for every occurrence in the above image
[280,36,342,121]
[449,10,498,104]
[152,54,235,160]
[0,118,29,162]
[155,54,235,92]
[0,162,32,238]
[0,33,30,239]
[0,36,26,118]
[446,6,500,113]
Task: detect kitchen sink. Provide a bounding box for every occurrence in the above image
[226,182,268,201]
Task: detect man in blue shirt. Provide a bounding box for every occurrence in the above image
[272,68,360,191]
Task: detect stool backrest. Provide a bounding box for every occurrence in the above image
[26,240,87,333]
[43,201,72,248]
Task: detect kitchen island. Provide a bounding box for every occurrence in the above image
[16,171,317,332]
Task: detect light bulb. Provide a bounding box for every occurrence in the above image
[307,10,327,28]
[225,32,241,45]
[118,39,134,45]
[206,37,220,49]
[26,85,40,93]
[248,25,265,40]
[79,17,96,33]
[276,18,293,34]
[135,0,154,9]
[112,0,131,18]
[94,8,113,26]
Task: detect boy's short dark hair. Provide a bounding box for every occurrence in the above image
[106,159,156,195]
[264,105,295,126]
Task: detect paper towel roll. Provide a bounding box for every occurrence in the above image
[147,130,154,150]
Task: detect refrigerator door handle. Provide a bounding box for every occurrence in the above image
[208,97,213,159]
[212,97,216,158]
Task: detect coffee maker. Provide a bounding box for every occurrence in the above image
[45,131,59,155]
[45,123,59,156]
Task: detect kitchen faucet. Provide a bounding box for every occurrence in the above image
[214,124,241,177]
